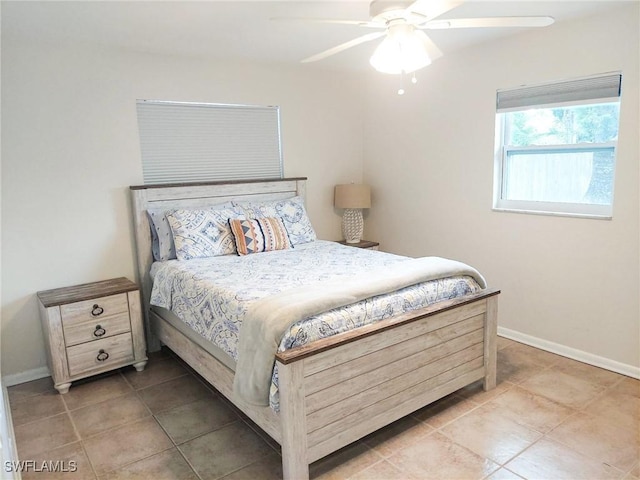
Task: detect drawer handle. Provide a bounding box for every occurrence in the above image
[93,325,106,337]
[91,304,104,317]
[96,349,109,362]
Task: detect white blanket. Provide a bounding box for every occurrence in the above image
[233,256,487,405]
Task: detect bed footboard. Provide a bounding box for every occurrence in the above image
[276,290,498,480]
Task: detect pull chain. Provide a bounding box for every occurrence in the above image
[398,71,405,95]
[397,72,418,95]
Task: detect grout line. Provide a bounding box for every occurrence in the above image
[169,417,241,448]
[420,401,483,432]
[74,402,154,442]
[174,443,205,480]
[536,433,627,477]
[580,384,613,410]
[97,444,177,478]
[383,452,422,479]
[128,374,161,419]
[84,417,176,478]
[59,389,99,479]
[213,450,276,480]
[13,409,96,477]
[118,367,135,390]
[153,396,240,447]
[160,363,219,480]
[60,372,133,413]
[500,432,545,468]
[139,364,245,477]
[5,379,57,404]
[240,419,281,456]
[8,398,67,429]
[129,371,191,397]
[351,457,402,480]
[436,427,504,467]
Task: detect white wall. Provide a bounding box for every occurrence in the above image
[1,40,364,378]
[363,4,639,371]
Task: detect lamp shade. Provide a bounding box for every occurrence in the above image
[370,24,432,74]
[334,184,371,209]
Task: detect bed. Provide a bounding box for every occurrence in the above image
[130,177,499,480]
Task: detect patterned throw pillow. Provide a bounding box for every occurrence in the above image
[233,196,316,246]
[166,208,242,260]
[229,217,292,256]
[147,202,238,261]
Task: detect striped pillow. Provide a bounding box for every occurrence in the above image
[229,217,292,256]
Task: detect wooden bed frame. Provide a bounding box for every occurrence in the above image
[130,177,499,480]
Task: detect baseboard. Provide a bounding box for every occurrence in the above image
[1,381,21,479]
[498,326,640,380]
[2,367,50,388]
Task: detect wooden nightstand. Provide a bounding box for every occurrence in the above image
[37,277,148,394]
[337,240,379,251]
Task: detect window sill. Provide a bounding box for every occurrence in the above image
[492,207,612,220]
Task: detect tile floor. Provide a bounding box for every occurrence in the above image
[7,337,640,480]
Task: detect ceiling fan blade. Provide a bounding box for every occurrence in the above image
[407,0,462,22]
[424,16,555,29]
[301,31,386,63]
[270,17,384,28]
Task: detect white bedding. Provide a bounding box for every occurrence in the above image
[150,240,484,409]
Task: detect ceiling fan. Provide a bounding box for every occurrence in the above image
[274,0,554,77]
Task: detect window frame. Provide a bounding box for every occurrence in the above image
[493,74,622,219]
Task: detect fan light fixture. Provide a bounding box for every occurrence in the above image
[369,23,432,75]
[274,0,555,94]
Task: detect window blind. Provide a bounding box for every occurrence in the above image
[137,100,283,185]
[496,73,622,112]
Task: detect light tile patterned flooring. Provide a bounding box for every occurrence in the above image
[7,337,640,480]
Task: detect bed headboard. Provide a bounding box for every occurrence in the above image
[129,177,308,350]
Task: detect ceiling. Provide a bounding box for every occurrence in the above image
[3,1,630,72]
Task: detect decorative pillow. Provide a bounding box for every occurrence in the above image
[229,217,292,256]
[233,196,316,245]
[147,202,237,261]
[166,208,243,261]
[147,209,177,262]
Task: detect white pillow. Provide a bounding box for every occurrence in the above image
[147,209,177,262]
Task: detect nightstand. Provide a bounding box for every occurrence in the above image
[37,277,148,394]
[337,240,379,251]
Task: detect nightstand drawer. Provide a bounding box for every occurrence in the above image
[60,293,129,327]
[67,332,134,376]
[63,312,132,347]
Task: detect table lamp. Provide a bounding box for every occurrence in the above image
[334,183,371,243]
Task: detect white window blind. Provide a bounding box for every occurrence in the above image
[497,73,622,112]
[137,100,283,185]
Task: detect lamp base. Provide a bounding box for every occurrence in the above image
[342,208,364,244]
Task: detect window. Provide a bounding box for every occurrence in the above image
[494,73,622,218]
[137,100,283,185]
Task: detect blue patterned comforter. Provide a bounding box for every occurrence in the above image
[150,240,482,410]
